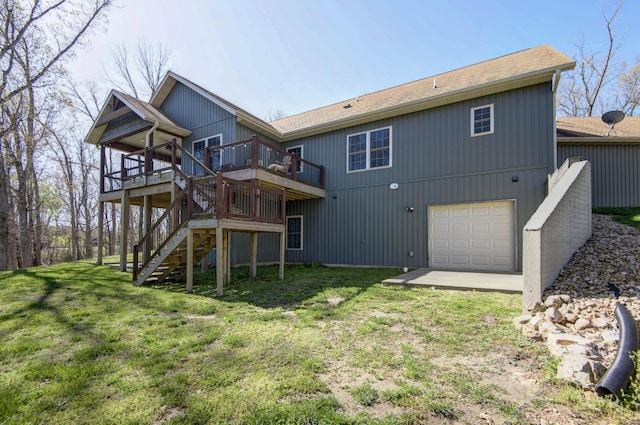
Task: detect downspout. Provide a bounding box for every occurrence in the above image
[146,121,159,148]
[595,303,639,400]
[551,69,561,170]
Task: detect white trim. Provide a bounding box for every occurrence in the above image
[286,215,303,250]
[193,134,223,170]
[286,145,304,172]
[470,103,494,137]
[346,126,393,173]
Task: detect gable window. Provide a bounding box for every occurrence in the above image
[287,145,303,172]
[193,134,222,171]
[471,104,494,136]
[347,126,391,172]
[286,216,303,250]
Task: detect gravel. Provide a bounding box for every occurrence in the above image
[541,214,640,367]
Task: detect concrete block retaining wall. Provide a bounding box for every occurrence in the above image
[523,160,592,308]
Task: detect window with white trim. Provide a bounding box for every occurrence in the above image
[286,216,303,250]
[471,104,494,136]
[287,145,303,172]
[347,126,391,172]
[193,134,222,171]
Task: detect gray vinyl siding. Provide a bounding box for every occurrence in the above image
[282,83,555,271]
[99,112,149,144]
[159,82,237,152]
[558,143,640,207]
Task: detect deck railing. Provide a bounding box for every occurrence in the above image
[100,135,324,194]
[132,172,285,280]
[216,174,285,223]
[206,135,325,187]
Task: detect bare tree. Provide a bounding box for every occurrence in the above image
[558,2,622,117]
[265,109,287,122]
[616,58,640,116]
[0,0,113,270]
[105,39,172,99]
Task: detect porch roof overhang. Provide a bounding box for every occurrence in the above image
[84,90,191,152]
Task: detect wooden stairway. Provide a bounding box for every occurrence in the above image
[134,225,217,286]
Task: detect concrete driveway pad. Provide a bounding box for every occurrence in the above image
[382,269,523,293]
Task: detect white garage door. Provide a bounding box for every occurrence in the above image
[429,201,515,272]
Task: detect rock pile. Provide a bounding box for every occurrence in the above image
[515,214,640,389]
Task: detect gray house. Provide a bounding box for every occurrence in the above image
[557,117,640,208]
[85,45,575,293]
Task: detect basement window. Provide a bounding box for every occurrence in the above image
[471,104,494,137]
[286,216,303,250]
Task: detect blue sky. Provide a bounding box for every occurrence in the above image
[69,0,640,120]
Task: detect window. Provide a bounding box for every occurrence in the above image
[347,126,391,172]
[471,104,494,136]
[193,134,222,171]
[287,145,303,172]
[286,216,303,250]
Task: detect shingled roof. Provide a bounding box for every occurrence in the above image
[557,116,640,139]
[269,45,574,139]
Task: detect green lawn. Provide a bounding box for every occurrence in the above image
[0,261,636,424]
[593,207,640,230]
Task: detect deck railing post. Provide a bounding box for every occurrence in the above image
[100,145,106,193]
[280,189,286,224]
[251,180,258,219]
[251,135,259,169]
[187,178,194,219]
[290,153,297,180]
[319,165,325,187]
[121,153,126,179]
[171,139,177,172]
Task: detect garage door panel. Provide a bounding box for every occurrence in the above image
[493,256,513,266]
[452,256,470,265]
[471,222,490,233]
[471,256,490,266]
[452,223,469,232]
[472,239,490,249]
[452,239,469,249]
[471,206,490,216]
[433,239,449,249]
[452,207,469,217]
[430,201,515,272]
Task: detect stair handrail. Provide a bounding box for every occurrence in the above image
[133,184,191,280]
[174,142,216,179]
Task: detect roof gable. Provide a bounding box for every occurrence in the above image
[84,90,190,146]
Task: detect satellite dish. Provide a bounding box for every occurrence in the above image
[602,110,625,136]
[602,110,625,125]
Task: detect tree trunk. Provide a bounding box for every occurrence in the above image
[0,142,8,271]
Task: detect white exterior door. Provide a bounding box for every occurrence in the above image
[429,201,515,272]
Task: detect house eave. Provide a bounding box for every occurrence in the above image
[558,136,640,145]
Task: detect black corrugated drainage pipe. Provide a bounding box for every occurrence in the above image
[595,303,639,400]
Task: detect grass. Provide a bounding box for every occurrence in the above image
[0,261,638,424]
[593,207,640,230]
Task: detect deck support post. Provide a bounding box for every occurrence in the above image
[143,194,152,263]
[186,228,194,293]
[216,227,224,296]
[120,190,130,272]
[249,232,258,278]
[225,230,231,285]
[97,201,104,265]
[279,230,285,280]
